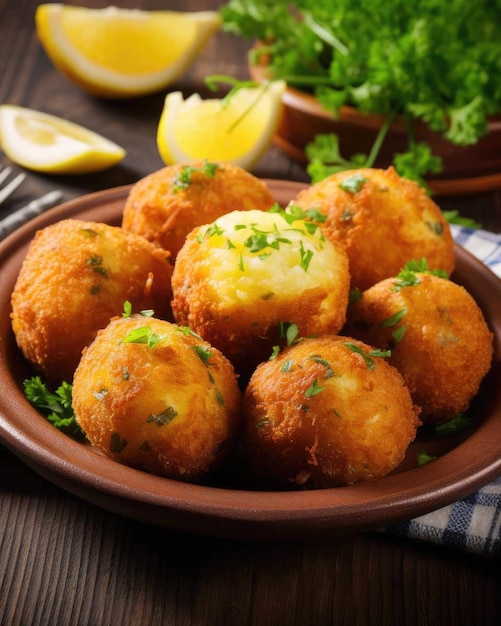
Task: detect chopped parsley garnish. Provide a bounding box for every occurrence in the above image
[393,259,448,291]
[381,309,407,328]
[81,227,98,238]
[442,210,481,229]
[391,325,407,343]
[146,407,178,426]
[433,413,473,437]
[305,378,325,398]
[279,321,299,346]
[343,342,391,370]
[418,451,437,466]
[176,325,203,340]
[338,173,368,193]
[173,160,220,191]
[349,289,363,304]
[299,242,314,272]
[122,301,155,318]
[120,326,164,348]
[269,345,281,360]
[110,432,128,453]
[309,355,336,378]
[193,345,213,365]
[280,358,293,371]
[23,376,82,437]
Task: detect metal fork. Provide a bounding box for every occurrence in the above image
[0,189,64,240]
[0,165,26,205]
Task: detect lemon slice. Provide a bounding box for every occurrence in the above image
[156,81,286,170]
[0,105,126,174]
[35,4,221,98]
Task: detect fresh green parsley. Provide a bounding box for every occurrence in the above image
[442,210,481,229]
[338,173,368,193]
[122,301,154,318]
[119,326,164,349]
[173,160,220,192]
[221,0,501,189]
[381,309,407,328]
[193,345,213,365]
[147,407,178,426]
[343,342,391,370]
[23,376,82,437]
[433,413,473,438]
[418,451,437,466]
[392,259,448,291]
[279,321,299,346]
[305,378,325,398]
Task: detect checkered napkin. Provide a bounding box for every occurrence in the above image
[385,225,501,558]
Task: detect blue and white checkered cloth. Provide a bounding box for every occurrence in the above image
[386,225,501,558]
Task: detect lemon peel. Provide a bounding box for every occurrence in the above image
[0,105,126,175]
[35,4,222,99]
[156,81,286,170]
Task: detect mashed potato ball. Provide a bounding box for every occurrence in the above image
[11,219,173,384]
[243,336,421,488]
[72,316,242,481]
[171,207,350,374]
[293,167,455,290]
[345,266,493,423]
[122,160,275,259]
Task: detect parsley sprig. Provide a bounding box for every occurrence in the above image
[221,0,501,189]
[23,376,82,437]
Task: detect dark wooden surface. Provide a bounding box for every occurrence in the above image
[1,1,500,625]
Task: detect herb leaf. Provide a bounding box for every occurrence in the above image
[23,376,82,436]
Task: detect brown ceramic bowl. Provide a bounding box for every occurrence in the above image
[250,63,501,196]
[0,180,500,540]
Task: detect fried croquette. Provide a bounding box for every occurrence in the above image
[242,336,421,488]
[345,267,494,423]
[11,219,173,384]
[293,167,455,290]
[122,160,276,259]
[72,316,242,481]
[171,207,350,375]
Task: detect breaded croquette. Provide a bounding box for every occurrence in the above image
[293,166,455,290]
[242,335,421,488]
[72,316,242,481]
[345,264,493,423]
[122,160,275,259]
[171,207,350,375]
[11,219,173,383]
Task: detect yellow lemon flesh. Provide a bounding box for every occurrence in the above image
[0,105,126,174]
[35,4,222,98]
[157,81,286,170]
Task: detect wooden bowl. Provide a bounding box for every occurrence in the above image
[250,63,501,196]
[0,182,500,540]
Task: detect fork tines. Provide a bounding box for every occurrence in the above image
[0,165,26,205]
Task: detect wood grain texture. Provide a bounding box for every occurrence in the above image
[1,1,500,625]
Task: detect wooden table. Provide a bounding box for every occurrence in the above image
[1,1,500,624]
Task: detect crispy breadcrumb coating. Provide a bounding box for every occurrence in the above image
[345,271,493,423]
[171,208,350,375]
[73,316,242,481]
[11,219,173,383]
[293,167,455,290]
[122,161,275,259]
[243,336,421,488]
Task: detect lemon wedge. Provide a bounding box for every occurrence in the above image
[0,105,126,174]
[35,4,222,98]
[156,81,286,170]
